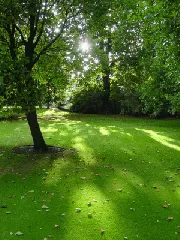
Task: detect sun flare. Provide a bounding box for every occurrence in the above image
[80,40,90,52]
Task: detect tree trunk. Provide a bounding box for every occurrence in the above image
[26,110,47,151]
[99,38,112,114]
[102,69,111,114]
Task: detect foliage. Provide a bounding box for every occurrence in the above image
[137,0,180,117]
[0,106,23,119]
[70,83,104,113]
[66,0,180,117]
[0,0,77,111]
[110,82,142,116]
[0,0,100,149]
[1,0,180,120]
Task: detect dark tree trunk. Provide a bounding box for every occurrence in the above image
[26,110,47,151]
[99,38,112,114]
[102,69,111,113]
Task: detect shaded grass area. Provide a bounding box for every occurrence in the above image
[0,109,180,240]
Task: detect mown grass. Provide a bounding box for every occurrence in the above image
[0,109,180,240]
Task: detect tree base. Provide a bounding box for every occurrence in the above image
[12,145,65,154]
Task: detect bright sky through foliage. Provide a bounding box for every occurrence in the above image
[80,40,90,52]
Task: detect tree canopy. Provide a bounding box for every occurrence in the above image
[0,0,179,151]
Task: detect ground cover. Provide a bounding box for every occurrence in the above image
[0,109,180,240]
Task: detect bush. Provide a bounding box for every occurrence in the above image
[140,76,180,117]
[0,107,23,120]
[70,85,104,113]
[110,82,143,115]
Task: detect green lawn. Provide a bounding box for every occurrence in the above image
[0,109,180,240]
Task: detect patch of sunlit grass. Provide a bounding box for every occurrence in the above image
[136,128,180,151]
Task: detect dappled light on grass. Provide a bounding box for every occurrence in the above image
[121,170,180,201]
[38,108,71,118]
[99,127,110,136]
[136,128,180,151]
[41,125,58,133]
[104,125,133,137]
[0,121,30,147]
[72,137,96,164]
[42,157,71,185]
[44,109,57,116]
[64,185,121,239]
[0,111,180,240]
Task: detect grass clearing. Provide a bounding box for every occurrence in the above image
[0,109,180,240]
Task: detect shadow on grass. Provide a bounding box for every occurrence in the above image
[0,115,180,239]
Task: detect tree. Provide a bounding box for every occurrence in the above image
[69,0,180,117]
[0,0,87,151]
[69,0,143,114]
[136,0,180,116]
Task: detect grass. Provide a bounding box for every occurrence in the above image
[0,109,180,240]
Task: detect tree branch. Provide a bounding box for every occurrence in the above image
[14,25,27,45]
[34,0,70,48]
[6,23,17,60]
[34,0,43,33]
[33,15,68,65]
[28,15,36,43]
[34,0,48,48]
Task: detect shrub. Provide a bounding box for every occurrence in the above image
[110,82,143,115]
[70,85,104,113]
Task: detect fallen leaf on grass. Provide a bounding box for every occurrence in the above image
[9,195,16,198]
[117,189,122,192]
[75,208,81,212]
[162,204,169,208]
[104,165,110,168]
[100,229,105,234]
[15,231,23,236]
[138,184,146,187]
[130,208,135,211]
[28,190,34,193]
[55,224,60,229]
[42,205,49,209]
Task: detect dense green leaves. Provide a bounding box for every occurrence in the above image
[0,0,86,110]
[67,0,180,116]
[0,0,179,117]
